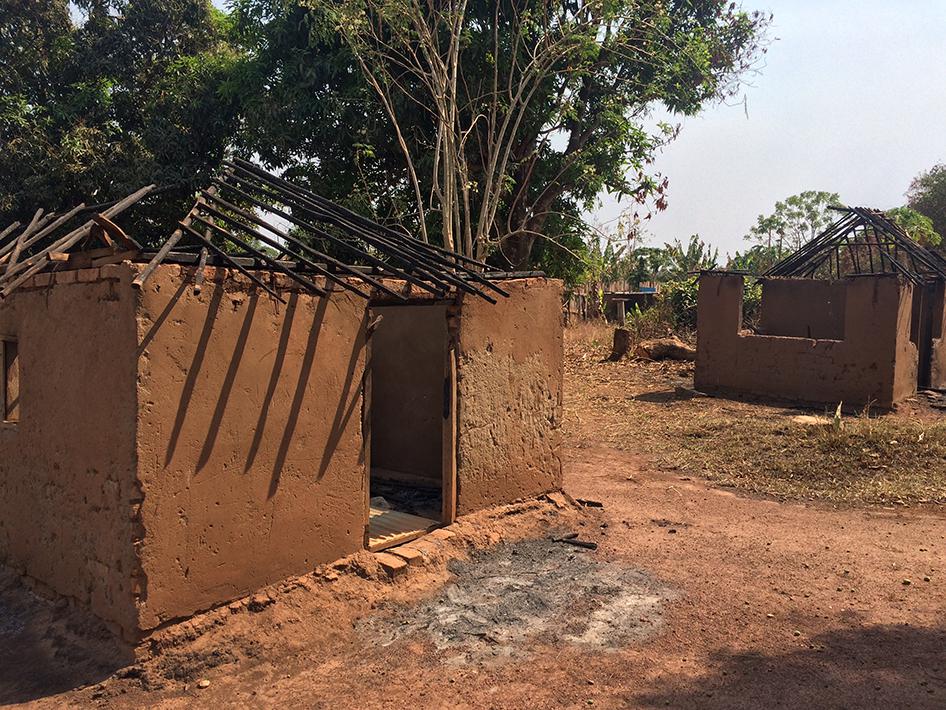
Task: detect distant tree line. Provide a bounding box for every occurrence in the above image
[731,187,943,275]
[583,174,946,329]
[593,181,946,290]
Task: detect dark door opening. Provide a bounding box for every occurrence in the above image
[911,282,937,390]
[366,304,449,550]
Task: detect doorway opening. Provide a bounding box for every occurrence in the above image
[367,304,450,551]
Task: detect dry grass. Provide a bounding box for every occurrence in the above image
[564,322,946,506]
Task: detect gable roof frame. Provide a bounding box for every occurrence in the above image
[762,206,946,285]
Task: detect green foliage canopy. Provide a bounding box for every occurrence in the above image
[726,244,786,275]
[886,206,942,247]
[745,190,842,252]
[234,0,770,267]
[0,0,769,268]
[746,190,841,252]
[907,164,946,243]
[579,231,718,291]
[0,0,245,242]
[661,235,719,280]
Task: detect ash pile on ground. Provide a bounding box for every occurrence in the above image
[359,539,673,664]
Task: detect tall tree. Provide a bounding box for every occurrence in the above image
[0,0,244,240]
[907,164,946,242]
[745,191,841,252]
[0,0,72,99]
[887,206,941,247]
[238,0,769,265]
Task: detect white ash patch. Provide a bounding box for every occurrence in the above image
[358,539,673,663]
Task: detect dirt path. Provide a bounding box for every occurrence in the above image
[558,445,946,708]
[14,442,944,709]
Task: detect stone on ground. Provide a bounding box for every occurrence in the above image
[390,546,425,566]
[374,552,409,577]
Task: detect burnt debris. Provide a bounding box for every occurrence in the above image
[0,158,521,302]
[134,159,509,303]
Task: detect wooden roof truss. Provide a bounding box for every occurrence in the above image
[763,206,946,285]
[133,159,508,304]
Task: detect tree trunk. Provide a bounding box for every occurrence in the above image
[500,231,537,270]
[608,328,632,361]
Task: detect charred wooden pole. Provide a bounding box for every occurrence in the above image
[195,192,366,299]
[225,159,505,301]
[176,223,288,302]
[182,217,328,297]
[0,184,154,298]
[193,246,209,294]
[219,168,450,297]
[209,175,410,300]
[0,221,22,246]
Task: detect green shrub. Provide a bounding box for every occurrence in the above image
[658,276,761,331]
[624,302,672,341]
[661,278,699,330]
[742,279,762,327]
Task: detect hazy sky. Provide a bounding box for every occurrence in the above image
[595,1,946,256]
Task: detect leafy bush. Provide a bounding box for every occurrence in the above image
[623,303,673,341]
[661,278,699,330]
[743,280,762,327]
[656,276,761,332]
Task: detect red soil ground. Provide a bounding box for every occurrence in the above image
[7,334,946,709]
[9,440,944,709]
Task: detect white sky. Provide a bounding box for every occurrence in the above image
[595,0,946,256]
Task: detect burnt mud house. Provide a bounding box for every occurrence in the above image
[0,160,563,641]
[696,207,946,409]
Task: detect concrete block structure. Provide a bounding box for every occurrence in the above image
[0,262,563,640]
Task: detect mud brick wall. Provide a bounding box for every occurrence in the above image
[695,273,917,408]
[758,278,847,339]
[134,265,368,632]
[0,265,142,636]
[454,278,564,514]
[0,265,566,638]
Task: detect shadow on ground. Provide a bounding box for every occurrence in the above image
[636,623,946,709]
[0,569,131,704]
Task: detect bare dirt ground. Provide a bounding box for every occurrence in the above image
[7,326,946,709]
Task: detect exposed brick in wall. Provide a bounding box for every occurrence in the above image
[695,273,918,409]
